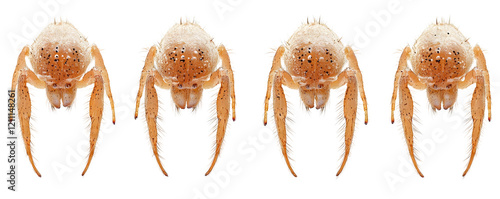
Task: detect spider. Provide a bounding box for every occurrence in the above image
[134,21,236,176]
[263,20,368,177]
[10,21,116,177]
[391,21,491,177]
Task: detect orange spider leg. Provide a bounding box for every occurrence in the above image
[135,46,171,176]
[264,46,285,126]
[332,69,357,176]
[458,45,491,176]
[344,46,368,124]
[203,45,236,176]
[392,46,427,178]
[76,45,115,176]
[264,45,300,177]
[77,68,104,176]
[391,46,412,124]
[135,46,157,119]
[474,45,491,122]
[91,45,116,124]
[217,45,236,121]
[144,74,168,176]
[11,46,46,177]
[329,46,368,176]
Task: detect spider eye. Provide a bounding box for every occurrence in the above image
[65,83,71,88]
[192,83,198,88]
[318,84,324,89]
[52,83,57,88]
[178,84,183,89]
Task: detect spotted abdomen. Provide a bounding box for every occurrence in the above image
[285,45,343,87]
[412,44,472,89]
[157,46,216,88]
[31,44,88,84]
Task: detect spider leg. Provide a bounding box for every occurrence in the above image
[76,46,115,176]
[12,46,45,177]
[273,73,296,177]
[204,45,236,175]
[204,72,230,176]
[91,45,115,124]
[17,73,39,177]
[264,46,285,126]
[77,68,105,176]
[399,75,424,177]
[473,45,491,121]
[334,46,369,176]
[391,47,411,124]
[144,74,168,176]
[135,46,157,119]
[344,46,368,124]
[392,46,426,177]
[217,45,236,121]
[463,75,485,176]
[134,46,170,176]
[460,45,490,176]
[335,69,357,176]
[264,46,300,177]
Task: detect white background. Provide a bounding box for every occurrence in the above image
[2,0,500,198]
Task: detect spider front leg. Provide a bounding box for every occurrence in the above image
[204,45,236,176]
[344,46,368,124]
[135,46,171,176]
[77,68,105,176]
[91,45,115,124]
[144,74,169,176]
[264,46,285,126]
[329,69,357,176]
[273,72,299,177]
[391,46,426,177]
[458,45,491,176]
[264,46,300,177]
[11,46,46,177]
[77,45,116,176]
[332,46,369,176]
[135,46,157,119]
[203,73,230,176]
[218,45,236,121]
[398,75,423,177]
